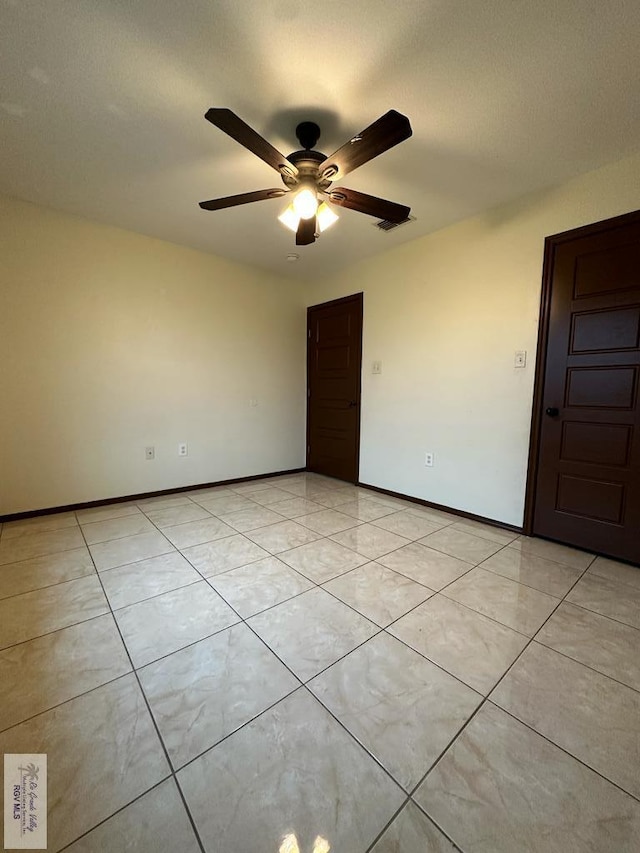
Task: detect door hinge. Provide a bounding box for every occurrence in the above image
[308,328,311,339]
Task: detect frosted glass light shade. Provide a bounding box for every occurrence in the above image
[316,202,338,231]
[278,206,300,232]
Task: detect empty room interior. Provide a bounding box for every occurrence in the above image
[1,2,640,852]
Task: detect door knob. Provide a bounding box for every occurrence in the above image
[545,407,559,417]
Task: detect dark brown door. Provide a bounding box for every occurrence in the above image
[307,293,363,482]
[531,211,640,563]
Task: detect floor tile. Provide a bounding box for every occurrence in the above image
[230,480,276,495]
[208,555,313,617]
[377,543,473,590]
[136,493,192,509]
[566,572,640,629]
[139,623,299,768]
[0,547,94,599]
[418,527,503,564]
[442,567,558,636]
[403,505,460,525]
[492,642,640,798]
[296,508,360,535]
[64,779,201,853]
[89,530,174,571]
[479,546,584,597]
[248,587,378,681]
[178,689,404,853]
[76,503,142,524]
[389,593,528,695]
[373,510,444,540]
[245,519,321,553]
[0,526,85,565]
[267,497,325,518]
[310,487,359,508]
[220,505,286,532]
[81,514,156,544]
[278,538,369,583]
[114,581,238,667]
[509,535,595,570]
[269,479,332,498]
[363,493,416,510]
[0,575,108,649]
[448,518,519,545]
[194,493,255,514]
[143,502,212,528]
[247,486,297,506]
[161,515,235,548]
[370,801,458,852]
[338,499,397,522]
[0,675,169,853]
[588,556,640,591]
[536,602,640,691]
[330,523,411,559]
[186,485,234,500]
[181,534,270,576]
[415,702,640,853]
[310,633,480,790]
[323,562,433,626]
[0,614,131,732]
[99,551,201,610]
[2,511,78,539]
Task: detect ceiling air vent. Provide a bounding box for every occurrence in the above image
[374,214,415,232]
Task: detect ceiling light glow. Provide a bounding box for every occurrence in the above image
[292,188,318,219]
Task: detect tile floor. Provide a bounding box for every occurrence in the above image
[1,473,639,852]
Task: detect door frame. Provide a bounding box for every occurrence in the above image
[523,208,640,536]
[306,292,363,482]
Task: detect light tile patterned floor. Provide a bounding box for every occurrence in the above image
[1,473,639,852]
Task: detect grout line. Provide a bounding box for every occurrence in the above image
[72,514,209,853]
[55,777,171,852]
[485,699,640,804]
[3,474,638,850]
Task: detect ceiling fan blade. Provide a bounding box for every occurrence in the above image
[326,188,410,222]
[296,216,316,246]
[199,189,287,211]
[205,108,298,178]
[319,110,412,182]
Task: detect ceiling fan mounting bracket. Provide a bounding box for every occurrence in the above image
[295,121,321,150]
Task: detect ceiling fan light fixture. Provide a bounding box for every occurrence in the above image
[316,202,339,232]
[278,205,300,233]
[292,186,318,220]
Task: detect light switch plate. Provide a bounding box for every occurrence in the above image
[514,350,527,368]
[372,360,382,374]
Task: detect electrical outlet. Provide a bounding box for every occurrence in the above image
[425,452,434,467]
[178,442,188,457]
[145,446,155,460]
[372,360,382,374]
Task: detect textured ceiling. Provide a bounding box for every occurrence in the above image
[1,0,639,280]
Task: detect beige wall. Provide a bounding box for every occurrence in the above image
[0,196,306,514]
[307,151,640,526]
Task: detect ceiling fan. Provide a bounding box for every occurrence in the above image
[199,108,412,246]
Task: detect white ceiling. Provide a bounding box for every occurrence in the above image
[1,0,640,280]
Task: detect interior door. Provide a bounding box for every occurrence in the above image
[532,211,640,563]
[307,293,363,483]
